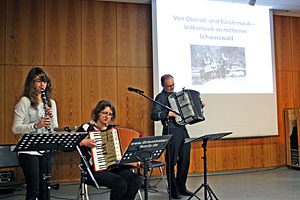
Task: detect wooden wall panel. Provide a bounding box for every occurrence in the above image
[117,67,153,136]
[215,139,244,171]
[45,66,82,127]
[45,66,82,182]
[189,142,204,173]
[81,66,118,124]
[276,71,293,165]
[6,0,44,65]
[243,138,273,168]
[269,137,281,166]
[45,0,81,66]
[4,66,32,144]
[293,72,300,108]
[0,66,4,144]
[290,17,300,107]
[273,15,292,72]
[52,151,80,182]
[273,15,295,167]
[82,1,117,66]
[290,17,300,72]
[117,3,152,67]
[276,72,294,111]
[0,0,5,64]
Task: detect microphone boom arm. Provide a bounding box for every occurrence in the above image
[130,90,180,116]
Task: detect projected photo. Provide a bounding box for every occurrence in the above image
[191,45,246,85]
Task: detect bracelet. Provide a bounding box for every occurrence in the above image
[34,123,37,130]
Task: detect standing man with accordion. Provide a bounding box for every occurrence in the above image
[150,74,205,199]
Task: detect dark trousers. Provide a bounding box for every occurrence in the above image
[87,167,141,200]
[164,127,191,195]
[19,153,55,200]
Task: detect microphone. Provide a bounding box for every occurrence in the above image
[54,126,80,132]
[128,87,144,93]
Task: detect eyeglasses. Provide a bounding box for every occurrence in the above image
[165,83,174,88]
[34,79,46,83]
[100,112,113,117]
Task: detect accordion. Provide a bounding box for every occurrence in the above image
[168,89,205,125]
[89,127,122,172]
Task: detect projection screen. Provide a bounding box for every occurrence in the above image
[152,0,278,138]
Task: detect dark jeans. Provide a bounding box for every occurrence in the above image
[87,167,141,200]
[19,153,55,200]
[164,127,191,195]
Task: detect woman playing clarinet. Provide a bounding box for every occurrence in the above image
[12,67,58,200]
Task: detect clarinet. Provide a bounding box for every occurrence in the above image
[41,88,51,132]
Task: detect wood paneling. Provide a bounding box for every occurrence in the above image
[45,66,82,127]
[273,15,296,167]
[0,66,4,144]
[290,17,300,72]
[273,15,292,72]
[293,71,300,107]
[46,66,82,182]
[4,66,32,144]
[6,0,44,65]
[0,0,5,64]
[215,139,244,171]
[290,17,300,107]
[82,1,117,66]
[81,66,118,124]
[189,142,204,173]
[117,3,152,67]
[276,71,293,165]
[45,0,81,65]
[276,72,294,110]
[117,67,153,136]
[52,151,80,182]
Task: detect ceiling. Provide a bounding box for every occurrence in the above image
[102,0,300,16]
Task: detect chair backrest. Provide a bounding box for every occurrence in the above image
[118,127,142,152]
[0,145,20,168]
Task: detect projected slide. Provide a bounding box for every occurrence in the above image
[152,0,278,138]
[191,45,246,86]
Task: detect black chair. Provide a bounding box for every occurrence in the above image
[138,160,168,192]
[0,144,25,194]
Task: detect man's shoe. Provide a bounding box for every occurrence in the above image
[171,193,181,199]
[178,189,193,196]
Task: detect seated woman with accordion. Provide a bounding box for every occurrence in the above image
[77,100,141,200]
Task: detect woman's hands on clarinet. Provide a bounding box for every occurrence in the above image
[36,116,51,129]
[35,107,53,129]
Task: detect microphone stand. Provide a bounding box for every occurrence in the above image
[129,89,180,200]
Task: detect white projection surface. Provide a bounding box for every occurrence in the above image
[152,0,278,138]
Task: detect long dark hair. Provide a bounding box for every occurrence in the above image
[23,67,53,109]
[91,100,116,122]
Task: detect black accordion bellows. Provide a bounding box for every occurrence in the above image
[168,89,205,126]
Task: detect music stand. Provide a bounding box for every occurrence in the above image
[185,132,232,200]
[13,132,88,200]
[118,135,172,200]
[128,88,180,200]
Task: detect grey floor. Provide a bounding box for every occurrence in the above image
[1,166,300,200]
